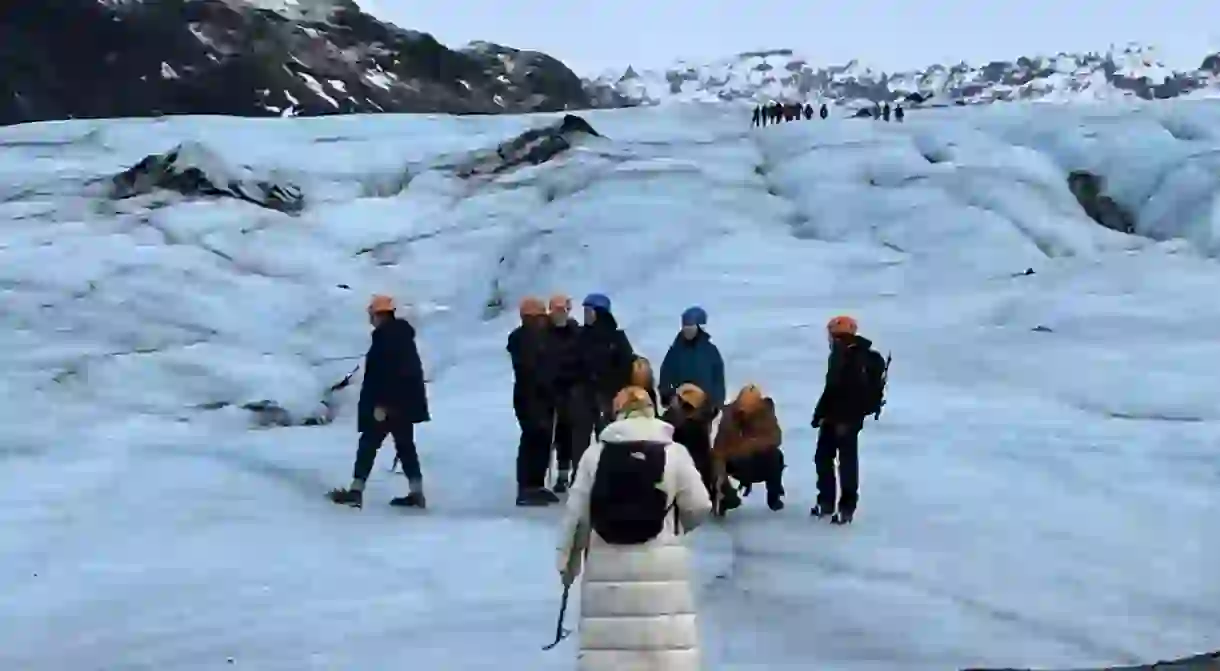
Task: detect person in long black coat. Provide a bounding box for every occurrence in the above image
[577,293,634,446]
[329,294,430,509]
[507,296,562,506]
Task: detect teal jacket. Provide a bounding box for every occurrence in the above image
[658,329,725,410]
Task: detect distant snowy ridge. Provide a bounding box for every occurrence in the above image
[589,44,1220,108]
[0,0,629,125]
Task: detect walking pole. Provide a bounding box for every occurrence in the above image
[545,524,586,650]
[542,582,572,650]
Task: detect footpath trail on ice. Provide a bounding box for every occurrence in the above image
[1,103,1219,671]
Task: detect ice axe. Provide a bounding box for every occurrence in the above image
[545,526,586,650]
[541,583,573,653]
[874,352,891,420]
[329,364,361,392]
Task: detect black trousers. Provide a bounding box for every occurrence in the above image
[815,423,860,513]
[554,385,594,473]
[672,422,715,499]
[591,390,614,436]
[354,418,420,482]
[515,391,554,490]
[725,448,785,495]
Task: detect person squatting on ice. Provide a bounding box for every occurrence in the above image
[328,294,430,509]
[811,314,888,525]
[660,383,716,500]
[658,306,726,418]
[507,297,562,506]
[712,384,785,515]
[557,386,712,671]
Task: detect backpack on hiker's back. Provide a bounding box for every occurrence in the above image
[859,347,890,420]
[588,441,676,545]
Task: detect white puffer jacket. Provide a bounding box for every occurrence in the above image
[557,415,713,671]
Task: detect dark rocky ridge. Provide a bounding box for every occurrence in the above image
[110,140,305,213]
[0,0,630,126]
[456,114,602,178]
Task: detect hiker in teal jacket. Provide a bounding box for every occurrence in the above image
[659,306,726,414]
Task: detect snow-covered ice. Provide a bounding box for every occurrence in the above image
[1,100,1219,670]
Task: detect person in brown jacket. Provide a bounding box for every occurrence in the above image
[712,384,785,514]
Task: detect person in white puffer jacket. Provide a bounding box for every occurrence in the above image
[557,386,713,671]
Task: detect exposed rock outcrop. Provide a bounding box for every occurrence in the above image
[457,114,602,178]
[111,141,304,213]
[1067,170,1136,234]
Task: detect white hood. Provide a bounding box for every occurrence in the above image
[599,416,674,444]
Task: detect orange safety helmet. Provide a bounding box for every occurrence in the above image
[612,385,655,418]
[826,315,858,337]
[630,356,654,387]
[519,296,546,318]
[368,294,396,315]
[734,384,765,415]
[676,383,707,410]
[548,294,571,313]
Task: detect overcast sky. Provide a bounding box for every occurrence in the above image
[355,0,1219,75]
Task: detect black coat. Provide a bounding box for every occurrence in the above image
[507,324,555,405]
[813,335,874,426]
[662,407,714,493]
[548,318,585,391]
[579,308,634,396]
[358,317,429,432]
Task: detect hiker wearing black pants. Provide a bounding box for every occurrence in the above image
[357,419,421,488]
[328,293,430,509]
[546,293,588,492]
[811,314,883,524]
[814,422,859,521]
[509,296,561,506]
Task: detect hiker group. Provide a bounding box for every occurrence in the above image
[856,101,905,122]
[327,292,889,669]
[328,291,888,523]
[752,100,905,126]
[753,101,829,126]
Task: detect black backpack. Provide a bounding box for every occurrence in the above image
[589,441,676,545]
[860,348,891,419]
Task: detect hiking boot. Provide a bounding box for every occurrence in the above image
[831,510,854,525]
[766,481,785,511]
[390,492,426,509]
[516,488,556,507]
[327,488,363,509]
[716,484,741,516]
[553,469,570,494]
[810,503,829,518]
